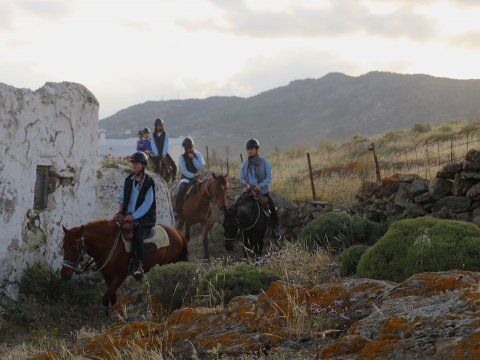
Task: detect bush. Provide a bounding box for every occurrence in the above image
[351,217,386,246]
[198,263,280,306]
[299,213,385,253]
[147,262,199,313]
[19,261,65,303]
[411,123,431,133]
[336,245,369,276]
[357,217,480,282]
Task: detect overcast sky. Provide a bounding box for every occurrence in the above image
[2,0,480,119]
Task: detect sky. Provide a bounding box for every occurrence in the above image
[2,0,480,119]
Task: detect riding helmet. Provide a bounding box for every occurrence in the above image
[142,127,150,134]
[130,151,148,164]
[154,117,164,126]
[182,137,194,148]
[138,129,144,136]
[245,137,260,149]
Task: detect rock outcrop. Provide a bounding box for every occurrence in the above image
[32,270,480,359]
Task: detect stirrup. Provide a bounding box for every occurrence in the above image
[133,266,144,280]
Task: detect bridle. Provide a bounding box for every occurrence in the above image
[202,178,227,211]
[62,223,123,274]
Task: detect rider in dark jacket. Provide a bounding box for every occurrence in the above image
[240,138,282,241]
[117,151,156,279]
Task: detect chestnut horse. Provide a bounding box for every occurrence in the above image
[60,220,188,311]
[175,173,229,259]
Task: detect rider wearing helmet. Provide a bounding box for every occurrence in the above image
[174,137,205,218]
[151,117,170,171]
[116,151,156,279]
[240,138,282,241]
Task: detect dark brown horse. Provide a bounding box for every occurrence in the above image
[175,173,229,259]
[155,154,177,184]
[60,220,188,311]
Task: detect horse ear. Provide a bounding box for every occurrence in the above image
[212,172,217,179]
[62,225,69,233]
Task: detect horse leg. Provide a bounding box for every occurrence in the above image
[102,275,126,315]
[184,223,191,243]
[201,222,211,260]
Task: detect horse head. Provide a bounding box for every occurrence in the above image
[210,172,229,210]
[60,225,85,280]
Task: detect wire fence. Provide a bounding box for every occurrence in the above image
[205,131,480,203]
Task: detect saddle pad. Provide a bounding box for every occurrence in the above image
[123,224,170,253]
[147,224,170,249]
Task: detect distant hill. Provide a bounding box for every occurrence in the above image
[99,71,480,155]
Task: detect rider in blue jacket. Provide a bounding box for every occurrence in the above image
[174,137,205,218]
[116,151,156,279]
[240,137,282,241]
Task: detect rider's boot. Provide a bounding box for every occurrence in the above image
[133,260,144,280]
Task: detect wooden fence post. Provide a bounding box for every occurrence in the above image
[206,146,209,169]
[368,143,381,182]
[306,152,316,200]
[226,156,229,176]
[450,134,454,161]
[240,153,243,163]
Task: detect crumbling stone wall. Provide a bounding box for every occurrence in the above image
[355,149,480,224]
[0,82,98,297]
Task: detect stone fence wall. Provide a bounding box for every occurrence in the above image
[355,149,480,224]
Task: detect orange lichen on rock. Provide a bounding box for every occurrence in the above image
[453,331,480,360]
[355,339,398,360]
[380,316,412,340]
[389,271,477,298]
[319,334,368,358]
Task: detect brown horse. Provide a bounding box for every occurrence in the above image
[159,153,177,184]
[175,173,229,259]
[60,220,188,311]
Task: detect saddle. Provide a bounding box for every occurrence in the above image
[113,214,169,253]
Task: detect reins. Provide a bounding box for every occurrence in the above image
[62,223,124,274]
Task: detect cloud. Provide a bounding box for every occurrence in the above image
[120,19,152,32]
[0,1,13,30]
[15,0,74,20]
[178,0,437,40]
[451,30,480,48]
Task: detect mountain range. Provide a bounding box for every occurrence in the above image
[99,71,480,155]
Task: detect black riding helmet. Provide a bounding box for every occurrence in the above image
[137,130,144,136]
[142,127,150,134]
[130,151,148,164]
[245,137,260,149]
[182,137,194,148]
[154,117,164,126]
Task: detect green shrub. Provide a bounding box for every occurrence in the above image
[357,217,480,282]
[336,245,369,276]
[299,212,353,253]
[299,213,385,253]
[147,262,199,312]
[411,123,431,133]
[198,263,280,306]
[351,217,386,246]
[19,261,65,303]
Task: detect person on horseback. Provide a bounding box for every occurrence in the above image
[240,137,282,242]
[116,151,156,279]
[151,117,169,162]
[136,129,144,151]
[174,137,205,219]
[139,127,152,158]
